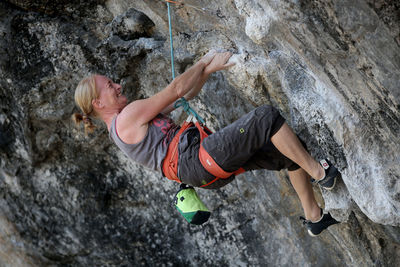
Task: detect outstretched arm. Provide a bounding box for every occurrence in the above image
[160,71,209,115]
[118,50,217,128]
[161,51,235,114]
[186,51,235,99]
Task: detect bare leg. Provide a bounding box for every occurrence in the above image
[271,123,325,180]
[288,168,321,221]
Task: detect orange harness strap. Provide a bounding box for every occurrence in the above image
[195,121,245,179]
[162,119,246,187]
[162,120,193,183]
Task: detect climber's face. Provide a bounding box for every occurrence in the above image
[93,75,127,111]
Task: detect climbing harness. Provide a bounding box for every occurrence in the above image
[162,1,245,188]
[162,112,246,187]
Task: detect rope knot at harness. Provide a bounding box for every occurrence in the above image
[174,97,205,124]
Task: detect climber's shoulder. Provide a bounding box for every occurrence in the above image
[115,102,149,144]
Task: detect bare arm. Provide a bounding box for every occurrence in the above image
[161,51,235,114]
[161,71,210,114]
[118,51,218,131]
[115,51,235,144]
[120,61,205,124]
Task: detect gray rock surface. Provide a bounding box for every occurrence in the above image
[0,0,399,266]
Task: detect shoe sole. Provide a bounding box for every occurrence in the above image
[319,173,340,191]
[320,176,337,191]
[307,229,320,237]
[307,220,340,237]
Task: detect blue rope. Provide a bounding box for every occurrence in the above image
[174,97,205,124]
[167,2,205,124]
[167,3,175,79]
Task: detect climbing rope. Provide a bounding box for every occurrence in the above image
[167,2,176,79]
[165,1,206,124]
[174,97,205,124]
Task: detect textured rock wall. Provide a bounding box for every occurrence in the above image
[0,0,399,266]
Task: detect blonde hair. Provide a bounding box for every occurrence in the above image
[72,74,98,134]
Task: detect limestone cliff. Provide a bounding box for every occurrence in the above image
[0,0,399,266]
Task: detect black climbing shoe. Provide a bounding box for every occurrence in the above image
[316,159,340,190]
[300,209,339,237]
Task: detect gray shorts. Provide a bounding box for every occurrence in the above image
[177,105,304,189]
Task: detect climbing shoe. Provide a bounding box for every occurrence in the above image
[300,209,339,237]
[315,159,340,190]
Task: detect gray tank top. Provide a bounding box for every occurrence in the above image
[109,114,180,172]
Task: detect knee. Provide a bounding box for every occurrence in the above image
[258,104,277,112]
[255,105,280,119]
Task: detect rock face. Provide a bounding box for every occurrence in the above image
[0,0,399,266]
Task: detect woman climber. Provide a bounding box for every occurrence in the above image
[73,50,340,236]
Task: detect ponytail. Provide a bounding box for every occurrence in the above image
[73,74,98,135]
[72,113,96,135]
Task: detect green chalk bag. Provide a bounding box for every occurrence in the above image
[174,184,211,225]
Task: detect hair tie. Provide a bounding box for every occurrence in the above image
[82,114,90,124]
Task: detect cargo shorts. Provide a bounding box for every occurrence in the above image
[177,105,305,189]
